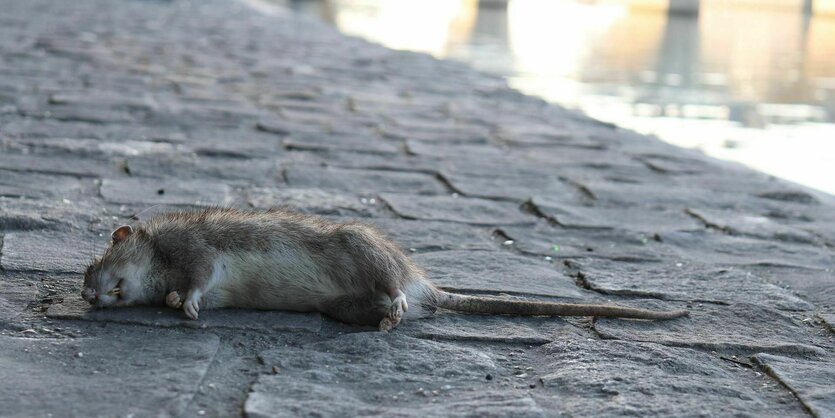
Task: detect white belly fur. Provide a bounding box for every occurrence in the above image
[202,249,341,311]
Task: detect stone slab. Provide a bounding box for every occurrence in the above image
[686,207,821,245]
[819,314,835,334]
[381,193,534,226]
[441,171,576,202]
[752,354,835,418]
[285,165,447,194]
[47,296,322,332]
[359,218,494,252]
[0,332,219,417]
[247,187,382,217]
[246,333,544,417]
[531,196,702,232]
[101,178,234,206]
[661,230,835,271]
[1,231,92,273]
[499,223,668,262]
[595,302,826,355]
[397,312,581,345]
[412,250,584,298]
[284,133,400,154]
[536,337,806,417]
[0,278,37,323]
[567,259,815,311]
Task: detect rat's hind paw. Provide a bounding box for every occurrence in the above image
[378,294,408,332]
[165,291,183,309]
[183,290,201,320]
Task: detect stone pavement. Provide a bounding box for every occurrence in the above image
[0,0,833,416]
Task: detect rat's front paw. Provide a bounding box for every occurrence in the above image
[183,290,201,320]
[165,291,183,309]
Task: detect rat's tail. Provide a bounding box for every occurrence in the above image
[435,291,688,320]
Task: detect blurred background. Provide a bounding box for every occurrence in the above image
[272,0,835,195]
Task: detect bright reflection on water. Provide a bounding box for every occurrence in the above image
[285,0,835,195]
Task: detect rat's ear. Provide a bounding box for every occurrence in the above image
[111,225,133,244]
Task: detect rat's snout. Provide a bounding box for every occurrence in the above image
[81,288,98,305]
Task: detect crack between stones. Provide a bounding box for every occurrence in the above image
[751,357,818,418]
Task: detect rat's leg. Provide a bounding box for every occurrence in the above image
[379,288,408,332]
[182,260,223,320]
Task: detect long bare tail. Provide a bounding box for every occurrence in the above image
[436,291,688,320]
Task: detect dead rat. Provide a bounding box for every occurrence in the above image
[81,207,687,331]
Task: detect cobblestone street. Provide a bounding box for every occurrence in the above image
[0,0,833,416]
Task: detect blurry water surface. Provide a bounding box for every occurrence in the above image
[283,0,835,195]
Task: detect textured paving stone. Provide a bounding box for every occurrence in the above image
[0,169,96,200]
[819,314,835,333]
[531,196,702,232]
[246,333,543,418]
[283,133,400,154]
[47,296,322,332]
[661,230,835,270]
[360,218,494,252]
[0,153,115,178]
[101,178,234,206]
[0,332,219,417]
[441,171,576,201]
[1,231,92,273]
[126,154,283,186]
[535,337,805,417]
[397,313,581,345]
[729,265,835,310]
[752,354,835,418]
[0,278,37,323]
[567,259,814,311]
[499,223,669,262]
[285,165,447,194]
[247,187,382,217]
[412,250,584,298]
[381,193,534,226]
[686,207,821,244]
[595,302,826,355]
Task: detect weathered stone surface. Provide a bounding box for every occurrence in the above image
[246,333,543,417]
[536,337,806,417]
[686,207,821,244]
[752,354,835,418]
[820,314,835,333]
[247,187,382,217]
[567,259,815,311]
[381,193,534,225]
[397,312,581,344]
[727,265,835,310]
[412,250,584,298]
[126,155,283,186]
[101,178,234,206]
[0,152,115,178]
[596,302,825,355]
[1,231,92,273]
[0,278,37,323]
[531,196,702,232]
[0,169,96,200]
[285,165,447,194]
[360,218,494,252]
[46,296,322,332]
[441,171,576,201]
[284,133,400,154]
[499,223,669,262]
[661,230,835,270]
[0,332,219,417]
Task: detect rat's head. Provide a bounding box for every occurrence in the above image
[82,225,153,308]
